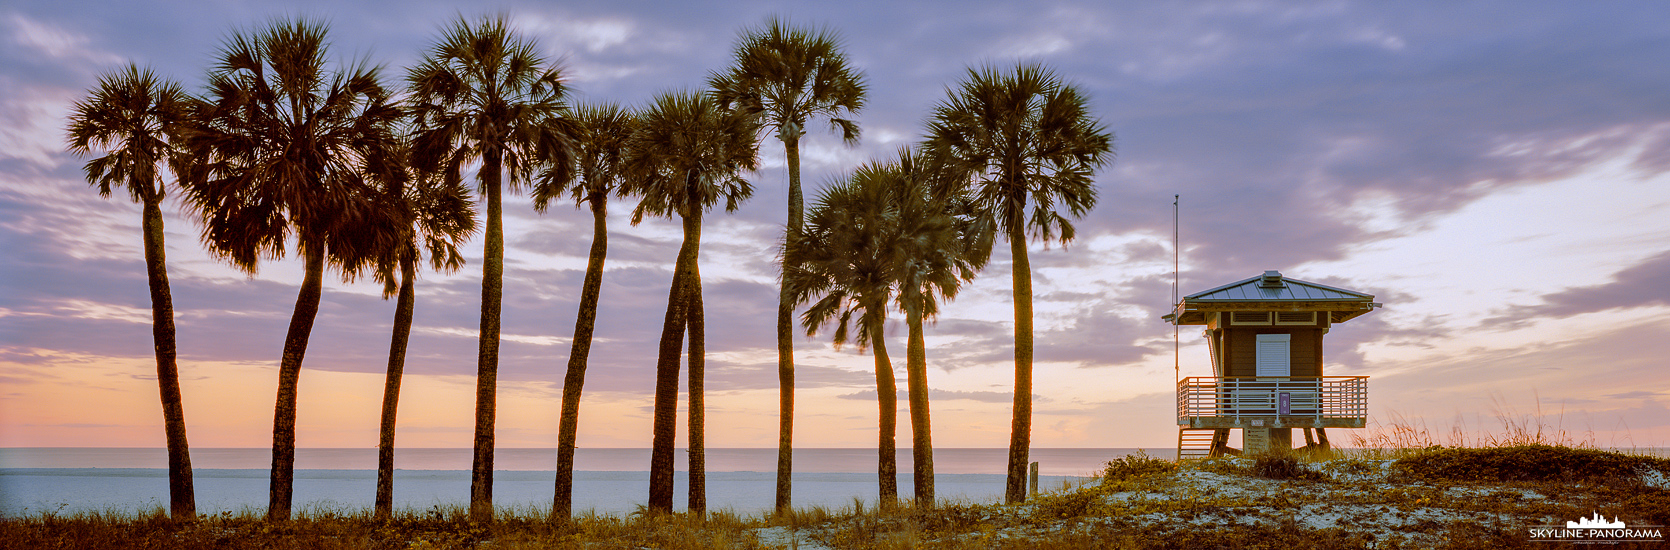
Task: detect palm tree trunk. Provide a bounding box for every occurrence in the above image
[686,263,705,517]
[1004,220,1034,505]
[141,195,194,520]
[775,133,803,514]
[471,149,504,521]
[868,311,898,505]
[554,192,609,520]
[375,252,416,519]
[648,209,701,513]
[268,243,326,521]
[904,302,933,507]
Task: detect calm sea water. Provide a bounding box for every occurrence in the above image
[0,448,1153,517]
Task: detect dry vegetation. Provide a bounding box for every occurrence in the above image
[0,505,778,550]
[7,444,1665,549]
[7,413,1668,550]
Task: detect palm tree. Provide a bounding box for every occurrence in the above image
[924,63,1113,504]
[886,149,992,507]
[788,168,904,505]
[179,18,404,520]
[66,63,196,519]
[406,14,575,520]
[787,151,987,507]
[372,150,476,519]
[710,16,867,512]
[622,91,757,514]
[530,103,636,520]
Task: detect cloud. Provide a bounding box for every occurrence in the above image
[1368,317,1670,416]
[0,85,78,169]
[1032,305,1162,368]
[6,0,1670,448]
[1489,249,1670,324]
[706,360,874,392]
[5,13,121,67]
[24,422,127,428]
[511,219,676,266]
[920,267,1174,371]
[837,388,1050,404]
[518,13,637,55]
[1071,3,1670,284]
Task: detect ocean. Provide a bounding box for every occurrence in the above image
[0,448,1151,517]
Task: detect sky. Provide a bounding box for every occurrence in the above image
[2,0,1668,453]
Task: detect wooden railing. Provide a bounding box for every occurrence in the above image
[1177,376,1367,422]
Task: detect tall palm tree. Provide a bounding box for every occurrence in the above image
[531,103,636,520]
[924,63,1113,504]
[788,169,904,505]
[179,18,404,521]
[66,63,196,520]
[787,151,987,507]
[887,149,992,507]
[407,14,575,520]
[372,151,476,519]
[622,91,757,514]
[710,17,867,512]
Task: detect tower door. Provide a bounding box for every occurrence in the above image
[1255,334,1291,379]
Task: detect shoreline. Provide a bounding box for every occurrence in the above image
[5,445,1668,549]
[0,468,1091,519]
[0,447,1139,475]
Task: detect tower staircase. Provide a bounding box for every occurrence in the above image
[1177,428,1217,460]
[1176,428,1235,461]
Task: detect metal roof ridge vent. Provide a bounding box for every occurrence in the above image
[1259,270,1285,288]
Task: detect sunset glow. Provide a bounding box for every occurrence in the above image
[4,1,1668,455]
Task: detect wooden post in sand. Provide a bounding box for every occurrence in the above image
[1028,462,1039,496]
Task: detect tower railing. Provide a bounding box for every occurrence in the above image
[1177,376,1367,422]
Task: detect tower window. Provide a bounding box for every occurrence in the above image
[1275,312,1316,325]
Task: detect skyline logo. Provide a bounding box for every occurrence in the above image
[1529,512,1664,544]
[1567,511,1624,529]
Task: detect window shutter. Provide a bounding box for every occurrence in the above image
[1255,334,1291,378]
[1275,312,1315,325]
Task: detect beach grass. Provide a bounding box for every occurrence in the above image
[0,503,779,549]
[7,409,1669,550]
[6,443,1666,549]
[1340,397,1670,460]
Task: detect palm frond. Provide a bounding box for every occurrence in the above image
[622,91,758,224]
[709,15,867,144]
[406,13,576,195]
[924,62,1114,246]
[178,17,405,278]
[531,101,637,213]
[66,63,189,204]
[788,146,989,348]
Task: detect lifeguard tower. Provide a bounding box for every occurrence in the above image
[1163,270,1380,459]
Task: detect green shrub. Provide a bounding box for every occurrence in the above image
[1029,489,1105,522]
[1102,450,1179,483]
[1254,452,1324,480]
[912,503,992,535]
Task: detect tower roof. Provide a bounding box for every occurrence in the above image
[1165,270,1379,325]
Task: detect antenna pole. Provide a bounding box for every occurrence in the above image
[1173,195,1180,385]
